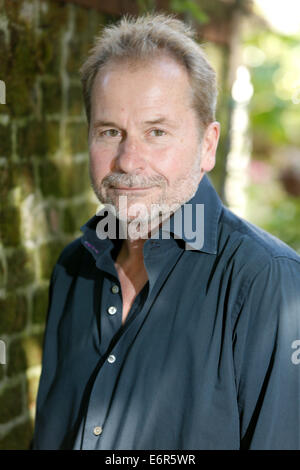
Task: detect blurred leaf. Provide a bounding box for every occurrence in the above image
[170,0,209,24]
[246,183,300,254]
[137,0,156,13]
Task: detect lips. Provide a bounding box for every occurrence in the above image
[110,186,156,190]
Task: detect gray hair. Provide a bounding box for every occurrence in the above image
[80,12,218,130]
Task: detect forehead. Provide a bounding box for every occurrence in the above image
[90,54,194,116]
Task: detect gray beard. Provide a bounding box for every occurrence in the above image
[90,147,203,230]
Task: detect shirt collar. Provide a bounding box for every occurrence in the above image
[80,174,223,257]
[158,174,223,254]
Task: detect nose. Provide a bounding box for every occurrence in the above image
[113,136,147,174]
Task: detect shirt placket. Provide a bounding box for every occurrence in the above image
[80,339,127,449]
[99,276,123,355]
[79,239,184,449]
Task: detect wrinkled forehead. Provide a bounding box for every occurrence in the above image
[90,53,195,116]
[95,49,191,82]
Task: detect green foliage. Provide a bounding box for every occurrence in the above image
[246,182,300,253]
[136,0,156,14]
[170,0,209,24]
[244,30,300,154]
[243,25,300,252]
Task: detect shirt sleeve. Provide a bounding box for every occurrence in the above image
[232,256,300,449]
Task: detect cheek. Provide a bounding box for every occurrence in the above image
[152,146,193,181]
[89,145,113,176]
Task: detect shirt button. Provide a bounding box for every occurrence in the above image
[111,285,119,294]
[93,426,102,436]
[107,354,116,363]
[107,306,117,315]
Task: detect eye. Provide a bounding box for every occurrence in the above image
[149,129,166,137]
[100,129,121,138]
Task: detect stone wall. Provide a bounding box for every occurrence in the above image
[0,0,110,449]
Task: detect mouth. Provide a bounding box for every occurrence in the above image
[110,186,157,191]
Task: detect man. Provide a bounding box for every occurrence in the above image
[33,13,300,450]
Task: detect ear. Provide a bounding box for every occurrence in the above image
[200,121,220,173]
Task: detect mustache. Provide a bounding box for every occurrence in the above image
[101,173,167,188]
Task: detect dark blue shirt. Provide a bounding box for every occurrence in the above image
[33,175,300,450]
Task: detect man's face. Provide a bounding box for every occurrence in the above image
[88,54,219,226]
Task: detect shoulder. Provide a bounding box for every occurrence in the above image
[214,206,300,322]
[51,236,93,281]
[56,237,84,262]
[219,206,300,271]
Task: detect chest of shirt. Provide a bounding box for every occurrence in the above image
[52,250,239,392]
[51,266,236,447]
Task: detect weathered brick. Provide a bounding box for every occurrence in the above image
[17,120,60,159]
[66,122,88,154]
[38,239,66,280]
[0,365,4,381]
[0,293,28,335]
[41,80,62,115]
[28,205,60,242]
[0,419,33,450]
[26,374,40,415]
[38,161,64,198]
[0,99,9,116]
[23,203,61,243]
[3,0,21,23]
[62,200,98,235]
[11,161,35,202]
[5,24,41,118]
[74,6,90,36]
[40,33,62,76]
[0,29,6,57]
[0,164,13,209]
[7,339,26,377]
[0,0,119,453]
[32,285,49,325]
[0,382,23,425]
[0,255,5,289]
[87,10,107,39]
[0,205,21,247]
[38,0,68,30]
[67,37,90,78]
[39,159,90,198]
[45,205,60,236]
[7,333,44,377]
[38,160,61,197]
[0,31,8,116]
[6,246,35,290]
[37,5,63,75]
[0,61,10,113]
[66,10,106,77]
[69,160,91,194]
[67,84,85,117]
[4,0,34,25]
[0,123,12,158]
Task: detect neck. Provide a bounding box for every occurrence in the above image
[116,210,175,263]
[120,238,146,262]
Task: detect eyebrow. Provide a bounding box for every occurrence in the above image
[93,120,118,129]
[92,117,178,129]
[144,117,178,127]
